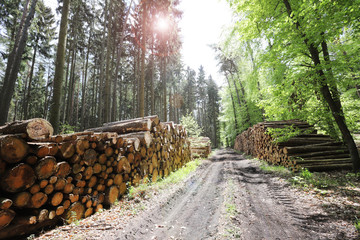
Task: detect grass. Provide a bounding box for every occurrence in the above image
[222,179,242,239]
[156,158,201,188]
[127,158,202,199]
[258,161,292,177]
[257,159,360,190]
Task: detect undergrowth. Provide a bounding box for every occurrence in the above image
[258,159,360,191]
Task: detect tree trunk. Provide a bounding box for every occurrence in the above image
[61,49,71,123]
[162,57,167,121]
[97,0,108,126]
[49,0,70,134]
[225,75,240,132]
[2,0,30,96]
[283,0,360,171]
[139,2,147,118]
[0,0,38,125]
[104,0,113,123]
[112,45,120,123]
[81,33,91,130]
[356,85,360,99]
[150,35,155,115]
[24,44,37,120]
[66,49,77,125]
[43,64,51,119]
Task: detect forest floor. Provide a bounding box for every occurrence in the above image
[34,148,359,240]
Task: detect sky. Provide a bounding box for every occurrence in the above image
[44,0,233,86]
[179,0,233,87]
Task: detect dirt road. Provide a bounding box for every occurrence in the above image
[37,149,357,240]
[102,148,354,240]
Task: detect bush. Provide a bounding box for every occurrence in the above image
[180,113,203,138]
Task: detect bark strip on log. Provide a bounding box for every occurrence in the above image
[0,118,53,140]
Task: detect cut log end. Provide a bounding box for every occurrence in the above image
[1,163,36,193]
[0,136,29,164]
[0,209,15,229]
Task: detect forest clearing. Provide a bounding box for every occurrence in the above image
[1,0,360,239]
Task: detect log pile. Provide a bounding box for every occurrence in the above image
[188,137,211,158]
[0,116,191,239]
[234,120,352,172]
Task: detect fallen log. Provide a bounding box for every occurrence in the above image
[86,119,152,134]
[284,142,346,154]
[0,119,53,140]
[0,217,59,239]
[103,115,159,128]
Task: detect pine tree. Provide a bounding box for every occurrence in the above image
[49,0,70,133]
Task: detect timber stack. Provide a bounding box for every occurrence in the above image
[0,116,191,239]
[188,137,211,158]
[234,120,352,172]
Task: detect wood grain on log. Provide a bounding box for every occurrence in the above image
[1,163,36,193]
[0,118,53,140]
[35,156,57,180]
[0,209,15,229]
[0,135,29,163]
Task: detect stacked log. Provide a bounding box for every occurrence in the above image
[234,120,352,172]
[0,116,191,239]
[188,137,211,158]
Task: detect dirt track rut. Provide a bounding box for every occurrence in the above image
[99,149,354,239]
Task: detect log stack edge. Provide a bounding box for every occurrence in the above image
[0,116,192,239]
[234,120,352,172]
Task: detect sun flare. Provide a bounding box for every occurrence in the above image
[156,17,168,31]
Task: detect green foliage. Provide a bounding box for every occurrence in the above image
[266,126,313,143]
[157,159,201,187]
[68,211,80,225]
[300,168,312,180]
[355,217,360,232]
[180,113,203,138]
[259,161,292,177]
[126,158,201,198]
[221,0,360,141]
[60,123,76,134]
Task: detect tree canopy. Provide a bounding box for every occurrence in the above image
[218,0,360,170]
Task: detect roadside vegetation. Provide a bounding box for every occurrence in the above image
[127,158,201,200]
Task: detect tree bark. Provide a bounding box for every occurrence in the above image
[24,44,37,120]
[225,75,240,132]
[49,0,70,134]
[104,0,113,123]
[139,1,147,118]
[0,0,38,125]
[0,118,53,140]
[81,33,91,130]
[283,0,360,171]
